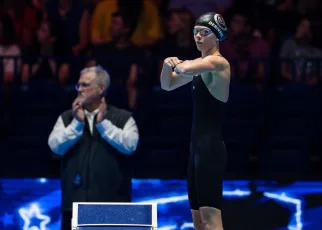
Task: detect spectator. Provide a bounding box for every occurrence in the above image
[89,11,145,110]
[6,0,25,46]
[297,0,322,49]
[21,20,69,87]
[71,0,101,56]
[90,0,162,47]
[0,14,21,88]
[270,0,301,53]
[22,0,46,36]
[220,11,270,82]
[46,0,85,56]
[152,8,199,83]
[280,17,322,85]
[154,8,198,59]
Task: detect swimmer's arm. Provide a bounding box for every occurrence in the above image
[160,63,193,91]
[175,56,229,80]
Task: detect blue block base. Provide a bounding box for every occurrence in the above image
[77,227,152,230]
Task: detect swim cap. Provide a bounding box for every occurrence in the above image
[195,12,228,41]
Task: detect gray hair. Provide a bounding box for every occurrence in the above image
[80,65,111,92]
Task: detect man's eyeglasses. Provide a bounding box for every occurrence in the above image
[193,28,213,36]
[75,82,91,90]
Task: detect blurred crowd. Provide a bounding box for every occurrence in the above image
[0,0,321,110]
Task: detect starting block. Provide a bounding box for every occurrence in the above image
[71,202,158,230]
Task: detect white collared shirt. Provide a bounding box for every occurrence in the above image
[84,109,99,134]
[48,109,139,156]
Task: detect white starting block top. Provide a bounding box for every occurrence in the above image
[72,202,157,230]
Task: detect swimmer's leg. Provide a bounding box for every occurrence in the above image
[187,148,203,230]
[199,206,223,230]
[196,172,225,230]
[191,209,204,230]
[195,160,225,229]
[195,140,226,230]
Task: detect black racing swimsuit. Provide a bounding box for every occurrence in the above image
[187,73,227,210]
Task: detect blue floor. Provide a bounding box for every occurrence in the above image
[0,178,322,230]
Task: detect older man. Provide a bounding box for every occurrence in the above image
[48,66,139,230]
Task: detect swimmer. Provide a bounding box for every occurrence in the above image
[160,12,230,230]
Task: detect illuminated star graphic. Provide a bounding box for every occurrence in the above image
[0,212,14,227]
[18,203,51,230]
[264,192,302,230]
[140,190,303,230]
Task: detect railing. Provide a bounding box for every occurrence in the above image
[0,56,321,86]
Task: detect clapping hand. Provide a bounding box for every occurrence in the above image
[72,97,85,122]
[96,97,107,124]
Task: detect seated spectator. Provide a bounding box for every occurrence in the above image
[297,0,322,49]
[6,0,25,46]
[90,0,162,47]
[88,11,145,110]
[22,0,46,37]
[280,17,322,85]
[0,14,21,87]
[152,8,199,83]
[71,0,101,57]
[21,20,69,88]
[220,11,270,83]
[269,0,301,57]
[153,8,198,59]
[46,0,85,56]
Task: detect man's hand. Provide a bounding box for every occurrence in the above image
[72,97,85,122]
[96,97,107,124]
[164,57,183,68]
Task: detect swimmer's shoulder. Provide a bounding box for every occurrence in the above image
[202,54,230,74]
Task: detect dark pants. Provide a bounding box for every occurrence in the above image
[61,211,72,230]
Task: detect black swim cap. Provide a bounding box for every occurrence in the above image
[195,12,228,41]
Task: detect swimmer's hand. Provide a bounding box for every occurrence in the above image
[174,61,194,77]
[164,57,183,69]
